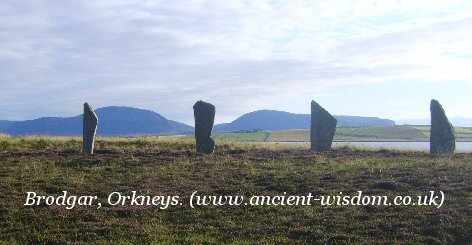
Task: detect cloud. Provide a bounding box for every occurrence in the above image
[0,0,471,123]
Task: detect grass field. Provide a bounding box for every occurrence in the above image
[267,126,472,142]
[0,136,471,243]
[212,131,269,142]
[412,126,472,141]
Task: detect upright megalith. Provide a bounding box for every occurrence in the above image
[83,103,98,155]
[193,100,216,154]
[310,100,337,152]
[430,99,455,155]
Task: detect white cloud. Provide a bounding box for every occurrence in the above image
[0,0,471,124]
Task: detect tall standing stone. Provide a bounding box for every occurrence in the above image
[310,100,337,152]
[193,100,215,154]
[430,99,455,155]
[83,103,98,155]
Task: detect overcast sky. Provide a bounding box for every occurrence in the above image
[1,0,471,124]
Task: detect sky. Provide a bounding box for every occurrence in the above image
[1,0,471,125]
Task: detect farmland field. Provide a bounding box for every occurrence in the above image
[267,126,472,142]
[212,131,269,142]
[0,136,471,243]
[146,126,472,143]
[412,126,472,141]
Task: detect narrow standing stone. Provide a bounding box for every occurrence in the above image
[83,103,98,155]
[310,100,337,152]
[430,99,455,155]
[193,100,215,154]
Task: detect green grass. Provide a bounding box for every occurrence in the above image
[335,126,427,141]
[267,126,472,142]
[413,126,472,141]
[0,136,471,243]
[212,131,269,142]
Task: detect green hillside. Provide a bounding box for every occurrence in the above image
[268,126,472,142]
[212,131,269,142]
[209,126,472,142]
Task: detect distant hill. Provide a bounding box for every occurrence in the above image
[0,120,15,132]
[214,110,395,132]
[3,106,193,136]
[1,107,398,136]
[335,115,396,127]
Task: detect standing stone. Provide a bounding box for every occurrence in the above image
[430,99,455,155]
[193,100,215,154]
[83,103,98,155]
[310,100,337,152]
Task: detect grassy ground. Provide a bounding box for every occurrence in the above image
[267,126,472,142]
[212,131,269,142]
[413,126,472,141]
[0,136,471,243]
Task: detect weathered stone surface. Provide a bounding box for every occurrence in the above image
[193,100,215,154]
[430,99,455,155]
[310,100,337,152]
[83,103,98,155]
